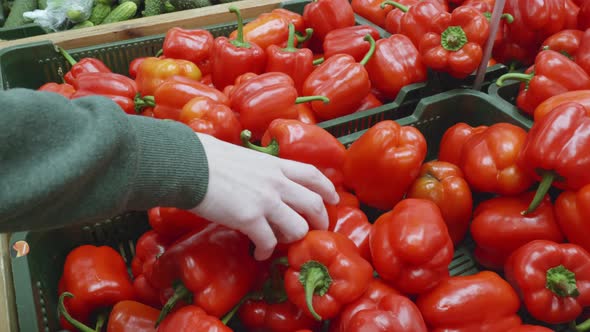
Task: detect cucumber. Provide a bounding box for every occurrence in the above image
[141,0,162,16]
[72,20,94,29]
[168,0,209,10]
[119,0,141,8]
[89,3,111,24]
[3,0,37,28]
[101,1,136,23]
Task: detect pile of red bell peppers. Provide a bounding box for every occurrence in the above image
[31,0,590,330]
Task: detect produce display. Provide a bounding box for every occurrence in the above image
[3,0,590,330]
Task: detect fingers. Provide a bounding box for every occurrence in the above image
[280,160,340,205]
[281,180,330,231]
[267,203,310,243]
[243,219,278,261]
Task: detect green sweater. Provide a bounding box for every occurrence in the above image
[0,89,209,232]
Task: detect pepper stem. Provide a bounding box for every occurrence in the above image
[57,46,78,66]
[57,292,96,332]
[283,24,298,52]
[359,34,376,66]
[441,26,468,52]
[295,28,314,45]
[155,49,163,57]
[134,94,156,113]
[523,171,555,215]
[298,260,333,321]
[229,6,250,48]
[220,296,247,325]
[546,265,580,297]
[313,57,324,65]
[240,130,280,156]
[496,72,535,87]
[380,0,408,12]
[295,95,329,104]
[94,312,107,332]
[156,283,193,327]
[483,12,514,23]
[575,318,590,331]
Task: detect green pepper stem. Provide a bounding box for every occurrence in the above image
[313,57,324,65]
[220,296,247,325]
[441,26,468,52]
[299,260,333,321]
[283,23,298,52]
[496,72,535,87]
[501,13,514,23]
[295,95,329,104]
[155,49,164,57]
[94,312,107,332]
[380,0,408,12]
[576,318,590,331]
[359,34,376,66]
[546,265,580,297]
[229,6,250,48]
[271,256,289,267]
[295,28,314,45]
[523,171,555,215]
[156,283,193,327]
[134,94,156,113]
[58,292,96,332]
[240,130,280,156]
[57,46,78,66]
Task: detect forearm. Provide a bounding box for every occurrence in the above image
[0,89,208,232]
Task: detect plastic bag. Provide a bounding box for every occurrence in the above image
[23,0,93,31]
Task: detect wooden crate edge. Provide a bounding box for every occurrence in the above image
[0,234,17,332]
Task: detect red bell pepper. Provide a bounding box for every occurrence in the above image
[492,35,538,66]
[229,10,299,50]
[470,192,565,270]
[416,271,522,331]
[58,47,111,85]
[370,199,454,295]
[133,274,162,309]
[157,305,231,332]
[162,28,214,75]
[504,240,590,324]
[365,34,426,100]
[354,92,383,112]
[135,56,202,97]
[580,0,590,30]
[576,28,590,75]
[71,72,140,115]
[507,326,555,332]
[241,118,347,188]
[406,161,473,245]
[533,90,590,121]
[322,25,381,63]
[337,190,360,208]
[146,224,257,321]
[271,8,306,32]
[343,120,427,210]
[211,7,267,90]
[352,0,394,27]
[419,6,490,78]
[555,183,590,253]
[296,103,317,124]
[179,96,243,145]
[463,0,514,45]
[326,205,372,262]
[380,0,451,47]
[302,0,355,42]
[131,230,169,278]
[147,207,211,241]
[231,72,329,140]
[129,57,146,79]
[438,122,488,166]
[150,76,229,120]
[284,230,373,321]
[303,35,375,121]
[58,245,136,330]
[106,301,159,332]
[541,29,584,59]
[496,50,590,115]
[265,24,315,95]
[517,102,590,213]
[37,82,76,98]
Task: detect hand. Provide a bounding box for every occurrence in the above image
[191,133,340,261]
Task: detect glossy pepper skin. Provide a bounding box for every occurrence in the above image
[322,25,381,62]
[343,120,427,211]
[326,205,372,262]
[133,275,162,309]
[365,34,426,101]
[303,35,375,121]
[496,50,590,115]
[151,75,229,120]
[517,102,590,213]
[131,230,170,278]
[135,57,202,97]
[459,123,534,196]
[243,118,347,188]
[470,192,565,270]
[229,10,292,50]
[147,207,211,241]
[284,230,373,321]
[438,122,488,165]
[417,271,522,331]
[266,24,315,95]
[406,161,473,245]
[162,28,214,75]
[504,240,590,324]
[351,0,393,27]
[370,199,454,295]
[302,0,355,42]
[211,7,267,90]
[507,326,555,332]
[533,90,590,121]
[541,29,584,59]
[71,72,139,115]
[58,47,112,85]
[239,299,319,332]
[146,224,257,319]
[179,96,243,145]
[576,28,590,75]
[555,183,590,253]
[463,0,514,45]
[580,0,590,30]
[58,245,136,330]
[37,82,76,98]
[157,306,231,332]
[355,92,383,112]
[296,103,317,124]
[106,301,159,332]
[419,6,490,78]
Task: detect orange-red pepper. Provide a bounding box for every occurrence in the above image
[135,57,202,97]
[179,96,243,145]
[302,0,356,42]
[576,28,590,75]
[157,306,231,332]
[37,82,76,99]
[106,301,159,332]
[533,90,590,121]
[541,29,584,59]
[351,0,393,27]
[71,72,140,115]
[229,10,292,50]
[322,25,381,63]
[162,28,214,75]
[438,122,488,165]
[555,183,590,253]
[326,204,372,262]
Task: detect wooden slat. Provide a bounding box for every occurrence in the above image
[0,0,283,50]
[0,234,17,332]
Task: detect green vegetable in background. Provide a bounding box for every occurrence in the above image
[168,0,209,10]
[142,0,162,16]
[88,2,110,24]
[4,0,37,28]
[72,19,93,27]
[101,1,136,23]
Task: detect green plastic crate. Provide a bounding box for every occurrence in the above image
[488,80,520,108]
[0,23,46,41]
